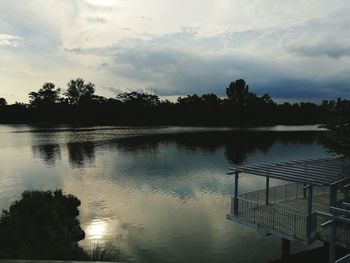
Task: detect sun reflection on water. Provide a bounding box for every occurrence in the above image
[85,218,109,241]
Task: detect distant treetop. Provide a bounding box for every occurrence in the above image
[65,78,95,105]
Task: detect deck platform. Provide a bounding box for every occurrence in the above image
[227,185,350,248]
[227,157,350,262]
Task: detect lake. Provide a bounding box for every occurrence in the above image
[0,125,329,262]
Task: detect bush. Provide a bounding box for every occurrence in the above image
[0,190,86,260]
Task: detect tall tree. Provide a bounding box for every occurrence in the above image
[226,79,251,105]
[0,97,7,106]
[28,82,61,107]
[65,78,95,105]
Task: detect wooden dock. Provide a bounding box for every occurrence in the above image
[227,157,350,263]
[227,190,350,247]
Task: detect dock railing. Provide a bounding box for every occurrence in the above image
[231,197,309,241]
[316,213,350,248]
[239,183,329,205]
[230,191,350,247]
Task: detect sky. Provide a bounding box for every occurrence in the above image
[0,0,350,103]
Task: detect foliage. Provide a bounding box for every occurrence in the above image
[84,241,121,262]
[28,82,61,107]
[65,78,95,105]
[226,79,252,105]
[0,190,86,260]
[0,78,346,126]
[0,97,7,106]
[117,91,160,107]
[320,115,350,157]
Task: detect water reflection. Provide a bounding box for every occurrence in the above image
[109,131,317,165]
[0,126,329,263]
[84,217,121,244]
[30,130,318,168]
[86,219,109,240]
[67,142,95,168]
[32,144,61,166]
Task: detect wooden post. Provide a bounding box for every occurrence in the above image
[234,171,239,215]
[285,184,288,201]
[329,221,337,263]
[265,176,270,205]
[281,238,290,259]
[306,185,313,239]
[320,217,337,263]
[330,186,337,207]
[308,186,313,216]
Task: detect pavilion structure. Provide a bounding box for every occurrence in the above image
[226,157,350,263]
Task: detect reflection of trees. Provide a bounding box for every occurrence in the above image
[32,144,61,166]
[114,138,162,154]
[67,142,95,168]
[30,130,318,168]
[224,132,316,165]
[110,131,317,165]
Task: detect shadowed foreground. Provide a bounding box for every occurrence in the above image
[270,246,349,263]
[0,190,119,261]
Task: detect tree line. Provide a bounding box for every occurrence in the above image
[0,78,349,126]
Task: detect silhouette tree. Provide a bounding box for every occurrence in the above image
[117,92,160,107]
[65,78,95,105]
[0,97,7,106]
[226,79,251,105]
[177,94,202,107]
[28,83,61,107]
[201,93,221,107]
[0,77,343,126]
[260,94,274,105]
[320,116,350,157]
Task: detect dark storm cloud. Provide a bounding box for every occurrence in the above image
[258,78,350,99]
[289,42,350,59]
[65,24,350,99]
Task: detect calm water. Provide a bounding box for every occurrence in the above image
[0,125,329,262]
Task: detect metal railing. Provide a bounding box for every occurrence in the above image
[239,183,329,205]
[336,253,350,263]
[232,197,309,240]
[231,184,350,246]
[316,213,350,248]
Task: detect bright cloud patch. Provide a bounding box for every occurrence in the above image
[0,34,22,47]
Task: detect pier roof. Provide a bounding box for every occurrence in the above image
[229,157,350,186]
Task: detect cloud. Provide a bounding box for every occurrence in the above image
[86,17,107,24]
[101,86,123,94]
[1,0,350,102]
[65,24,350,99]
[289,42,350,59]
[0,34,22,47]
